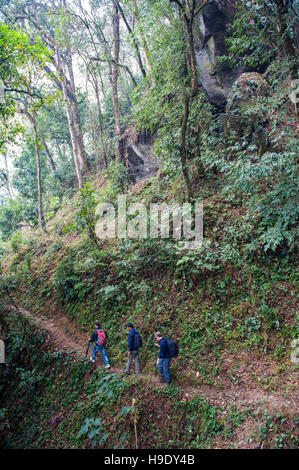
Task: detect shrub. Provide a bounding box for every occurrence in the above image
[10,231,25,253]
[53,253,87,305]
[75,183,100,247]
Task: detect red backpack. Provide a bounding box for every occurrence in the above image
[96,329,106,346]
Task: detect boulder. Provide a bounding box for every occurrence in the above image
[224,72,270,145]
[127,141,161,182]
[120,128,162,183]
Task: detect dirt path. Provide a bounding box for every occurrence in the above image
[9,304,88,356]
[6,304,299,416]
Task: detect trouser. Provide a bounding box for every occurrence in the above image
[158,357,171,384]
[125,350,140,374]
[91,344,110,365]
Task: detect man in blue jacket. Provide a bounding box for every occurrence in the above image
[155,331,171,385]
[123,322,141,375]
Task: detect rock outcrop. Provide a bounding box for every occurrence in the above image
[121,1,242,179]
[193,0,245,108]
[121,1,296,178]
[120,128,161,183]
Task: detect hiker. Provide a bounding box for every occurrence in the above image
[89,321,110,369]
[155,331,171,386]
[123,322,141,375]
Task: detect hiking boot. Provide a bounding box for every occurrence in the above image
[123,370,130,375]
[105,364,110,369]
[90,357,95,363]
[159,376,166,383]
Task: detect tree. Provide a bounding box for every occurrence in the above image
[0,22,48,149]
[26,110,46,230]
[73,0,138,161]
[169,0,210,200]
[0,1,89,188]
[0,20,52,229]
[130,0,206,200]
[116,0,147,78]
[112,1,122,159]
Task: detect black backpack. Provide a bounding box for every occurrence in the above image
[133,330,142,349]
[166,338,179,358]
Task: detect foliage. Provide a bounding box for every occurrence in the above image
[0,199,26,241]
[218,135,299,255]
[0,22,50,149]
[46,197,60,221]
[78,417,108,448]
[53,252,86,305]
[75,183,100,247]
[131,1,190,178]
[104,161,129,197]
[0,274,18,298]
[219,0,298,71]
[10,231,25,254]
[0,0,298,451]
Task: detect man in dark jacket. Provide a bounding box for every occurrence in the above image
[123,322,141,375]
[155,331,171,385]
[89,321,110,368]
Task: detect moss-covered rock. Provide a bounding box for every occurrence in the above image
[224,72,270,149]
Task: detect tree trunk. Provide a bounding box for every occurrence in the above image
[63,93,83,189]
[116,0,147,78]
[112,2,122,160]
[62,77,82,189]
[171,0,204,195]
[131,0,153,75]
[32,117,46,231]
[66,52,88,171]
[93,75,108,168]
[180,95,193,201]
[85,74,98,161]
[112,3,121,158]
[3,153,13,198]
[42,139,56,175]
[187,23,198,97]
[57,50,83,188]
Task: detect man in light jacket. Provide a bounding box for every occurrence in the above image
[123,322,141,375]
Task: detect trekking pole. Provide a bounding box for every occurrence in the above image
[85,340,91,358]
[155,345,157,375]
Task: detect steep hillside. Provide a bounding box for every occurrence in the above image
[0,0,298,451]
[0,167,298,449]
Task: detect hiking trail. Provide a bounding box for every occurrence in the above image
[6,303,298,418]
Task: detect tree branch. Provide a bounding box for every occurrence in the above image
[90,57,137,87]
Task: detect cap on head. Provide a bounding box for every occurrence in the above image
[126,322,133,328]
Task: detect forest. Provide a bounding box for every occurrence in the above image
[0,0,298,451]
